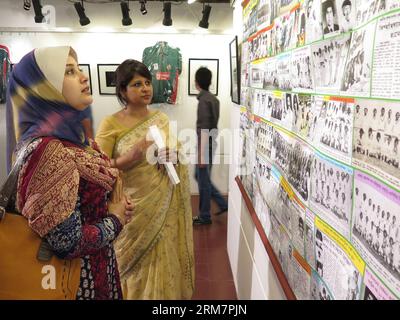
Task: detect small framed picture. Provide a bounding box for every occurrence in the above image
[79,64,92,95]
[188,58,219,96]
[97,64,119,95]
[229,35,240,104]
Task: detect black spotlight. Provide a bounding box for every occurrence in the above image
[32,0,44,23]
[162,2,172,26]
[199,4,212,29]
[120,1,132,26]
[23,0,31,11]
[74,1,91,26]
[139,0,147,15]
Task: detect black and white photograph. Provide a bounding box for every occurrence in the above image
[341,22,375,96]
[289,199,306,253]
[311,97,354,163]
[263,58,278,89]
[253,177,272,236]
[281,11,296,52]
[256,157,295,235]
[290,46,314,91]
[97,64,119,95]
[345,269,361,300]
[276,52,292,90]
[272,129,312,203]
[355,0,399,27]
[254,90,272,120]
[270,94,284,121]
[315,230,325,278]
[305,0,324,44]
[243,5,258,40]
[286,140,313,203]
[249,31,267,61]
[292,93,314,138]
[240,87,249,108]
[244,87,255,113]
[270,0,281,22]
[268,209,291,277]
[250,65,264,89]
[255,156,280,211]
[272,129,293,176]
[256,121,274,160]
[257,0,272,30]
[305,210,316,266]
[290,5,303,48]
[241,40,250,64]
[271,92,294,130]
[352,172,400,285]
[310,154,353,237]
[239,132,256,201]
[273,15,285,55]
[241,62,250,89]
[273,13,296,55]
[322,0,340,37]
[310,270,333,300]
[352,99,400,186]
[311,34,351,93]
[296,6,307,47]
[281,92,295,130]
[336,0,356,33]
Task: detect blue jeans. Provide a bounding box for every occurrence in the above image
[195,164,228,221]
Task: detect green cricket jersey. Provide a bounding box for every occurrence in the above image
[142,41,182,104]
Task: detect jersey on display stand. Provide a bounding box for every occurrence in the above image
[142,41,182,105]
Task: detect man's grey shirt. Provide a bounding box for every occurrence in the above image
[196,89,220,131]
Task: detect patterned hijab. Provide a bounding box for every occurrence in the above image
[6,46,88,171]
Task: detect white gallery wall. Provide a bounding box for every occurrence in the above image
[0,0,233,194]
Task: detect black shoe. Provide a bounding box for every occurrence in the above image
[214,208,228,216]
[193,215,212,225]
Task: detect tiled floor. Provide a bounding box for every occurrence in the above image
[191,196,238,300]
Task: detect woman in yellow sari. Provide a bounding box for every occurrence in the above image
[95,59,194,299]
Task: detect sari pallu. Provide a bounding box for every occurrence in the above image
[112,111,194,299]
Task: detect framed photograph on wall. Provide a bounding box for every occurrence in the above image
[79,64,92,95]
[97,64,119,95]
[188,58,219,96]
[229,35,240,104]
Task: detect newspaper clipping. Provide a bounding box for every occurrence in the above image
[352,171,400,297]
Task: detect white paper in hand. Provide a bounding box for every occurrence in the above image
[148,125,180,185]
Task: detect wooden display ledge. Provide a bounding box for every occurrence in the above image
[235,176,296,300]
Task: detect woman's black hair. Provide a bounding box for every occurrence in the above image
[115,59,152,106]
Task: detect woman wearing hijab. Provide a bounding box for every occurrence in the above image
[6,46,133,299]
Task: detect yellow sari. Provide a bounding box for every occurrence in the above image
[96,111,194,299]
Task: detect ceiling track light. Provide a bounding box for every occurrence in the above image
[74,1,90,26]
[162,2,172,26]
[199,4,212,29]
[139,0,147,15]
[32,0,44,23]
[120,1,132,26]
[23,0,31,11]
